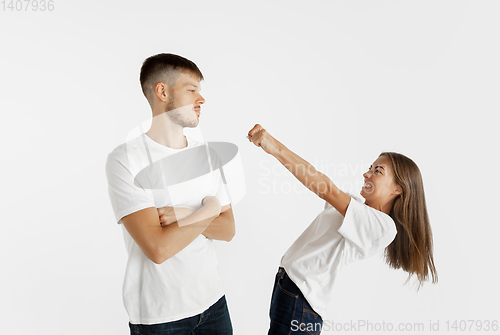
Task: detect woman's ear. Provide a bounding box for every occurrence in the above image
[394,184,403,196]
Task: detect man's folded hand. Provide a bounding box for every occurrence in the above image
[157,206,195,227]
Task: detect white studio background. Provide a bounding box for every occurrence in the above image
[1,1,498,334]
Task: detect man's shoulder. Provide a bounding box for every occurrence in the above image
[106,135,147,166]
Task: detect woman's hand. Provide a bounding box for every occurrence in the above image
[157,206,195,227]
[247,124,281,156]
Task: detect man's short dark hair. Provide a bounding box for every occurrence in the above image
[139,53,204,104]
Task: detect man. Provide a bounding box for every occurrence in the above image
[105,53,235,334]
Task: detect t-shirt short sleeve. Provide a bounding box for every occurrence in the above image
[105,151,156,223]
[205,146,231,208]
[337,197,397,259]
[214,168,230,207]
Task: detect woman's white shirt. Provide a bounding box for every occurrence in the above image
[280,195,397,317]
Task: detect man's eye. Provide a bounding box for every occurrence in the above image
[376,169,381,174]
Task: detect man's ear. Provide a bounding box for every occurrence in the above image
[155,82,168,102]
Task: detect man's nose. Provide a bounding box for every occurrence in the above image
[197,94,205,105]
[363,171,371,179]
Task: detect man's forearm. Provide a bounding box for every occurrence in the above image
[202,207,235,241]
[153,199,221,263]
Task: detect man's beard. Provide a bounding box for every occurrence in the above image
[165,98,199,128]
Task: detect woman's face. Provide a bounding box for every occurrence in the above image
[360,155,402,206]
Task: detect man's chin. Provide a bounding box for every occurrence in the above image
[182,120,199,128]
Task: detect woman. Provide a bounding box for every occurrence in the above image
[247,124,437,335]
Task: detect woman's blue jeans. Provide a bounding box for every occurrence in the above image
[268,267,323,335]
[129,295,232,335]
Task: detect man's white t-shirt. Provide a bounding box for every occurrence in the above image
[280,195,397,317]
[105,133,231,325]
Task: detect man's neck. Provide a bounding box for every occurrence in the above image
[146,113,187,149]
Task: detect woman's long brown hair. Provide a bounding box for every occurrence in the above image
[381,152,438,288]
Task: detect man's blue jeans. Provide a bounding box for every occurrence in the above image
[268,267,323,335]
[129,295,232,335]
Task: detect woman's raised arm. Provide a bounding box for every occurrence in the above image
[247,124,351,216]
